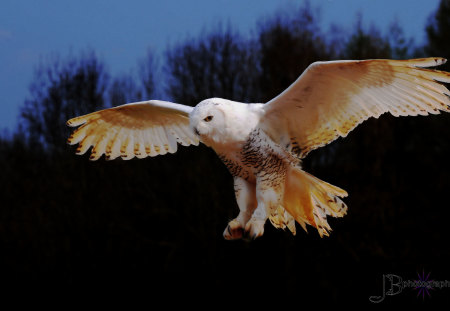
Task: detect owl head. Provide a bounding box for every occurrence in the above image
[190,98,259,147]
[190,98,229,146]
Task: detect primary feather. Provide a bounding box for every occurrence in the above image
[261,58,450,158]
[67,100,199,160]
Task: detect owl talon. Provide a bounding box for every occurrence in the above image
[244,218,265,240]
[223,219,244,240]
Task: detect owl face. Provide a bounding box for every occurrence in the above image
[190,98,228,145]
[190,98,261,148]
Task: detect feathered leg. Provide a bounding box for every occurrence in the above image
[223,177,257,240]
[244,169,286,240]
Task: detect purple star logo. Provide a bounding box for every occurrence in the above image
[414,270,433,300]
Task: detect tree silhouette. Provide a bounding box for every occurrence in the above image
[343,15,391,60]
[109,74,142,108]
[426,0,450,71]
[388,19,413,59]
[109,50,157,108]
[257,3,331,102]
[139,49,158,99]
[165,26,260,106]
[20,51,108,153]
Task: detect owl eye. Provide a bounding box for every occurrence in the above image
[203,115,213,122]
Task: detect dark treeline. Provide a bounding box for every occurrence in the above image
[1,1,450,304]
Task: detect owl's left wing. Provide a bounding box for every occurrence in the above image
[260,58,450,158]
[67,100,199,160]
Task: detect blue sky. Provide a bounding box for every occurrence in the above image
[0,0,441,131]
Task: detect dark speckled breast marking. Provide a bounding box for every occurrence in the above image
[218,154,250,180]
[218,128,297,183]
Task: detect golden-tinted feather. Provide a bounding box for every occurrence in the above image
[262,57,450,158]
[269,206,297,235]
[283,167,348,237]
[67,100,199,160]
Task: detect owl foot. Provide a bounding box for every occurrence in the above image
[243,218,265,241]
[223,219,244,240]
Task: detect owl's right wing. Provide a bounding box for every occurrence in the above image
[67,100,199,160]
[260,58,450,158]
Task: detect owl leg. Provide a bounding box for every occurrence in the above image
[244,172,286,240]
[223,177,257,240]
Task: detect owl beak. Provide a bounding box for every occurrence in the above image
[194,127,200,136]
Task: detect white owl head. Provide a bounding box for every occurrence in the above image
[190,98,262,147]
[190,98,229,145]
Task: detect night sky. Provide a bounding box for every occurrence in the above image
[0,0,441,130]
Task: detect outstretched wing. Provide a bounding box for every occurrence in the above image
[261,57,450,158]
[67,100,199,160]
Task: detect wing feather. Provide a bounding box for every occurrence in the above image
[106,128,122,160]
[67,100,198,160]
[261,57,450,157]
[76,134,95,155]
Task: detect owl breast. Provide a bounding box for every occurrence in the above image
[217,128,298,182]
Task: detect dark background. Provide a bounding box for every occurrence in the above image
[1,1,450,305]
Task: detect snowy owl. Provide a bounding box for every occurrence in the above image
[67,58,450,240]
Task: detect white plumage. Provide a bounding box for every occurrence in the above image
[67,58,450,240]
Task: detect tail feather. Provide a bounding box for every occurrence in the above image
[281,167,348,237]
[269,206,297,235]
